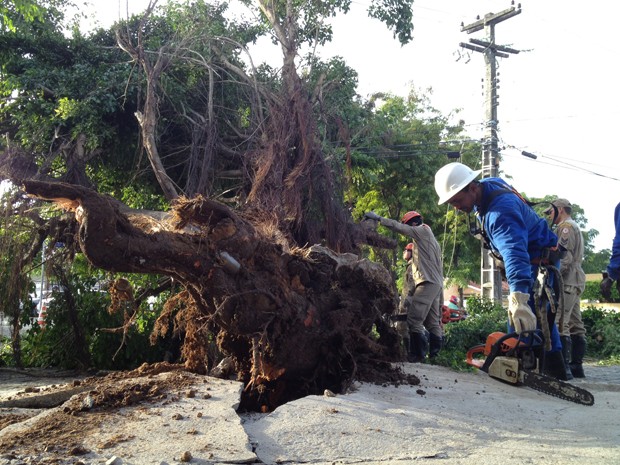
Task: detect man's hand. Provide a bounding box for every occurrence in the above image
[508,291,537,334]
[364,211,381,221]
[601,273,614,302]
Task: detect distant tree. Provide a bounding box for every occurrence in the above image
[0,188,48,366]
[583,249,610,275]
[347,89,479,275]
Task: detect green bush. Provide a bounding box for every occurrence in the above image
[581,280,618,302]
[432,295,506,370]
[581,305,620,360]
[432,300,620,369]
[0,338,12,366]
[20,274,166,370]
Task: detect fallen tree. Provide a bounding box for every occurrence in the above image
[0,1,421,410]
[18,178,412,411]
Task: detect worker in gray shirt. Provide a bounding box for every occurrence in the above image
[365,210,444,362]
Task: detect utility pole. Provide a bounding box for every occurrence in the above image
[460,4,521,303]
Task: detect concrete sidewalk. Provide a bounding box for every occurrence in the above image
[1,363,618,465]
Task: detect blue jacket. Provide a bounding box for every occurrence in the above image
[607,201,620,280]
[475,178,558,294]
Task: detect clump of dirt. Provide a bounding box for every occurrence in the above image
[0,362,197,458]
[1,408,99,458]
[355,360,420,388]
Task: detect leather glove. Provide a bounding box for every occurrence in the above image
[601,273,614,302]
[508,291,537,334]
[364,211,381,221]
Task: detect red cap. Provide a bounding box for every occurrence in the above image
[401,211,421,224]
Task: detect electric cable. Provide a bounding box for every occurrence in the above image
[502,145,620,182]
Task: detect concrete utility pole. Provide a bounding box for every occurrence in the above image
[460,4,521,303]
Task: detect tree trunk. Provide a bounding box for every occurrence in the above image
[22,180,406,411]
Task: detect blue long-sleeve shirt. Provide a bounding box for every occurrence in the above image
[475,178,558,294]
[607,201,620,280]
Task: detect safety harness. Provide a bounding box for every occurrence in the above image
[468,180,565,350]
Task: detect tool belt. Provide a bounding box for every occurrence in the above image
[491,245,566,268]
[488,245,566,281]
[530,245,566,266]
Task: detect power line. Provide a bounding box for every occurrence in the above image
[502,146,620,182]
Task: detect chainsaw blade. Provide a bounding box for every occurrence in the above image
[521,370,594,406]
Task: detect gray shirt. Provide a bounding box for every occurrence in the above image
[379,217,444,286]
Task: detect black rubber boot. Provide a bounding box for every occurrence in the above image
[542,350,569,381]
[428,333,443,359]
[401,334,410,360]
[408,332,428,363]
[560,336,574,380]
[570,335,586,378]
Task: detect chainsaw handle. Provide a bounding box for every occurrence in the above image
[480,330,543,372]
[501,330,543,357]
[465,344,486,369]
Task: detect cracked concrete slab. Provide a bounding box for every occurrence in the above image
[0,372,256,465]
[242,363,620,465]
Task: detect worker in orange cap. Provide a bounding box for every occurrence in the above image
[364,210,444,362]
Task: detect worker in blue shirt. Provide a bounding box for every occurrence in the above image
[434,162,568,380]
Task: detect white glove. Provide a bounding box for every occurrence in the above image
[508,291,537,334]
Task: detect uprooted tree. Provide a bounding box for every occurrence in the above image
[9,176,405,410]
[0,0,423,409]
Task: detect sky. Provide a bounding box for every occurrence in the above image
[83,0,619,252]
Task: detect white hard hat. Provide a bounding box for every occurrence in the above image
[434,163,482,205]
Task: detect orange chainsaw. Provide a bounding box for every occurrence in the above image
[466,331,594,406]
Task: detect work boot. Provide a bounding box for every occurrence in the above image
[408,332,428,363]
[542,350,569,381]
[570,335,587,378]
[401,334,410,360]
[428,333,443,359]
[560,336,574,381]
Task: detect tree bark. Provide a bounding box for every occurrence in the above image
[116,20,179,202]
